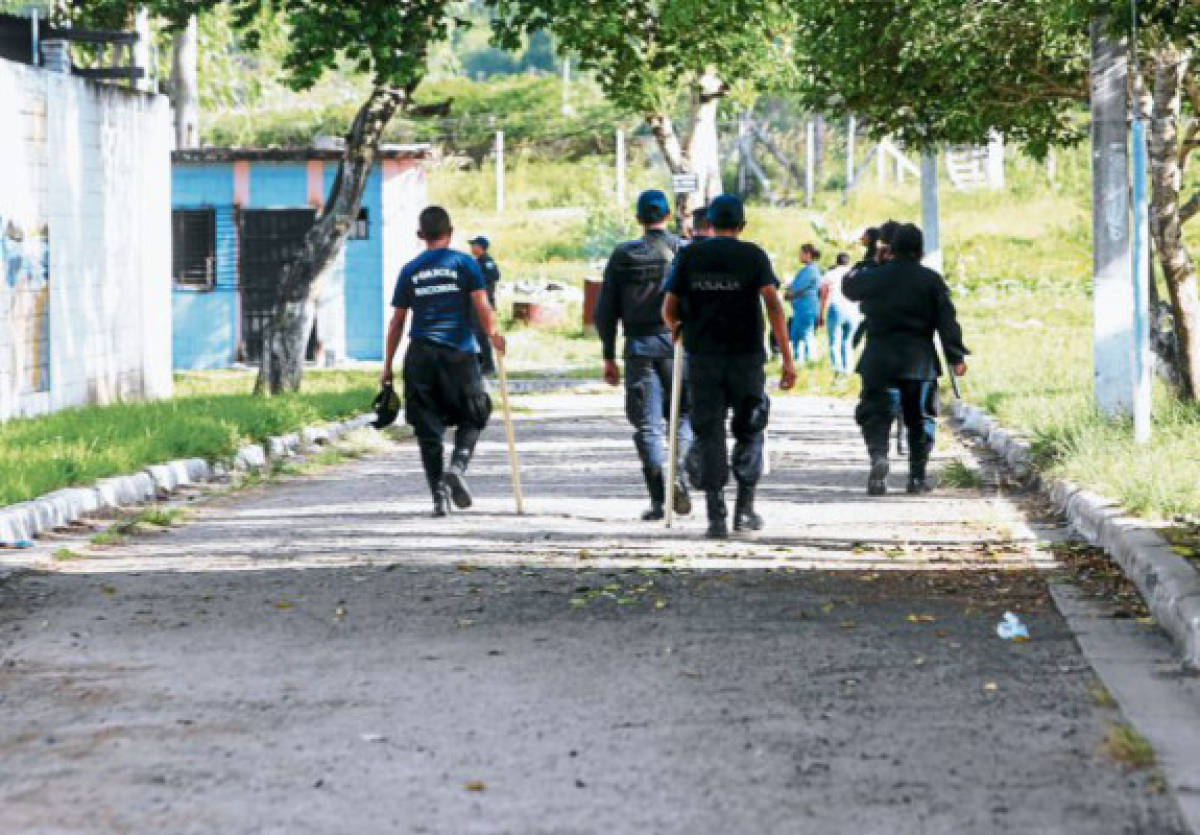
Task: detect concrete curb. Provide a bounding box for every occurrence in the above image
[951,400,1200,668]
[0,412,376,555]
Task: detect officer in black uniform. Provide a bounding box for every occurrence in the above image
[595,189,693,520]
[468,235,501,375]
[689,206,712,242]
[843,223,969,495]
[662,195,796,539]
[382,206,506,517]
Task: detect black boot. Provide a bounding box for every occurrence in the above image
[867,454,889,496]
[641,467,665,521]
[906,452,932,494]
[443,448,474,509]
[733,482,763,532]
[704,490,728,539]
[431,484,451,517]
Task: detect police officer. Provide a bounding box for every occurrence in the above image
[662,195,796,539]
[595,189,692,520]
[468,235,501,375]
[382,206,506,517]
[843,223,968,495]
[688,206,712,242]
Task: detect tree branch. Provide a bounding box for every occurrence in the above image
[1182,191,1200,225]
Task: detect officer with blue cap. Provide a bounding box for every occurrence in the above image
[663,194,796,538]
[467,235,501,375]
[595,189,693,520]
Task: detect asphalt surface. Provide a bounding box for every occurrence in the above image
[0,393,1189,834]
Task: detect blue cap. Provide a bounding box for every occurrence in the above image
[467,235,489,249]
[706,194,745,229]
[636,189,670,222]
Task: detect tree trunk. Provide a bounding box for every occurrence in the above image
[646,112,698,224]
[645,71,727,227]
[170,15,198,149]
[686,70,724,208]
[1145,45,1200,400]
[254,86,406,395]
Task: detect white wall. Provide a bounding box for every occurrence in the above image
[0,58,172,422]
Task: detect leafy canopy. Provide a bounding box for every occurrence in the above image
[786,0,1091,155]
[65,0,458,92]
[486,0,796,115]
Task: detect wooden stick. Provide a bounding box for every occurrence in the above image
[665,338,684,529]
[495,350,525,515]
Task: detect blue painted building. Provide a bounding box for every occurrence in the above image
[170,145,428,369]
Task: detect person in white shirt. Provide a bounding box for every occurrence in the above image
[818,252,859,377]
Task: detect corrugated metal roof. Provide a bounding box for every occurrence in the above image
[173,144,431,163]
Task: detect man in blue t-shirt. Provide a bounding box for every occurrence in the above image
[662,195,796,539]
[382,206,507,517]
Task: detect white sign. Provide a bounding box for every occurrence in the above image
[671,173,699,193]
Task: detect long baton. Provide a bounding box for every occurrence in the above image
[495,350,525,515]
[665,337,685,529]
[935,334,962,400]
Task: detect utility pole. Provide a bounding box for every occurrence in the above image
[845,115,856,197]
[920,151,943,274]
[615,128,626,209]
[561,57,571,115]
[1089,19,1136,418]
[804,118,815,207]
[171,15,199,148]
[495,130,505,213]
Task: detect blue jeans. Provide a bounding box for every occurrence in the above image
[826,306,855,374]
[790,299,818,363]
[625,355,692,474]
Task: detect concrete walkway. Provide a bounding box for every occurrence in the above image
[0,393,1190,833]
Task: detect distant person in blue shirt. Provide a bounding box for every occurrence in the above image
[787,243,822,364]
[381,206,506,517]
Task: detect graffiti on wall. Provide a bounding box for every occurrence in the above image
[1,216,51,393]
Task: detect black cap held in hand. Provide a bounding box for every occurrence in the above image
[371,383,402,429]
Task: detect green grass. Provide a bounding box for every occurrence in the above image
[90,506,186,546]
[1102,722,1156,769]
[941,459,983,489]
[0,370,377,506]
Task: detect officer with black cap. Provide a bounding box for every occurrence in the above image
[688,206,712,242]
[382,206,506,517]
[595,189,692,520]
[843,222,969,495]
[467,235,501,375]
[662,194,796,539]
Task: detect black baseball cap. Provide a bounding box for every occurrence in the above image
[636,189,670,222]
[707,194,745,229]
[371,382,401,429]
[467,235,490,249]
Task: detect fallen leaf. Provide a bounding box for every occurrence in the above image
[654,598,667,610]
[100,585,117,595]
[906,614,936,623]
[681,670,702,679]
[820,602,835,614]
[274,600,293,610]
[464,780,486,792]
[569,598,587,608]
[984,681,998,692]
[839,620,857,630]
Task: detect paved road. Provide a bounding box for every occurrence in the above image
[0,394,1188,833]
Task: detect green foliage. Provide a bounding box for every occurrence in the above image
[487,0,795,116]
[786,0,1091,155]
